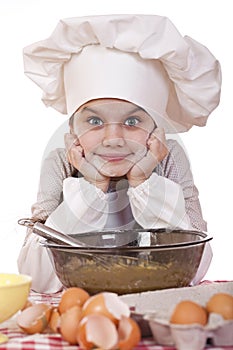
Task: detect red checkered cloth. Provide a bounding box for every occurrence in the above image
[0,287,232,350]
[0,325,171,350]
[1,326,232,350]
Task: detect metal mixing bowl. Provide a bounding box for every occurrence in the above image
[41,228,212,295]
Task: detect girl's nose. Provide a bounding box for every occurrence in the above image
[102,123,125,147]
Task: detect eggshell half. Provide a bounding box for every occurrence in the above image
[17,303,52,334]
[82,292,130,324]
[78,314,118,350]
[117,315,141,350]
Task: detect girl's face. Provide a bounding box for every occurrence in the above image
[72,99,155,177]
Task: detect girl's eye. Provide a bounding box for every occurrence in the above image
[124,117,140,127]
[88,117,103,126]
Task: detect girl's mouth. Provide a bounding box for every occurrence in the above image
[98,154,131,162]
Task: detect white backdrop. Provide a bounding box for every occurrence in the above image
[0,0,232,281]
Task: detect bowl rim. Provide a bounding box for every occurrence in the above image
[40,228,213,252]
[0,273,32,288]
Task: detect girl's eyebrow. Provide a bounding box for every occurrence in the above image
[127,106,146,114]
[80,106,145,114]
[80,107,98,114]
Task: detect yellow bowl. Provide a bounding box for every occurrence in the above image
[0,273,32,323]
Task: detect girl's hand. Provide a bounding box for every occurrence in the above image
[64,133,110,192]
[127,128,168,187]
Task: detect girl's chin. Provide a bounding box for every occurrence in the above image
[98,164,132,178]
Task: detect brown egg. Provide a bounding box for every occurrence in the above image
[170,300,208,326]
[17,303,52,334]
[58,287,90,314]
[206,293,233,320]
[60,305,82,344]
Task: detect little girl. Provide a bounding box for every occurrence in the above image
[18,14,221,292]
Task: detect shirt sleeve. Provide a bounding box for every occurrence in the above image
[163,140,207,231]
[128,172,192,229]
[45,177,109,233]
[17,148,74,292]
[155,139,207,231]
[17,231,63,293]
[30,148,74,221]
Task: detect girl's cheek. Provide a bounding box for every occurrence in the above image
[126,135,148,150]
[126,129,150,143]
[78,135,94,152]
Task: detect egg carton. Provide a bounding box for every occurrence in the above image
[120,281,233,350]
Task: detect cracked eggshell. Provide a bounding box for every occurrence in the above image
[117,315,141,350]
[82,292,130,325]
[17,303,52,334]
[77,314,118,350]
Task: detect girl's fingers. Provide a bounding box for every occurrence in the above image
[64,133,83,166]
[147,127,168,160]
[64,133,80,150]
[67,145,83,166]
[64,133,109,190]
[148,127,166,144]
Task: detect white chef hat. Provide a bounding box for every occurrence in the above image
[23,14,221,133]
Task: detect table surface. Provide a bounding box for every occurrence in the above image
[0,285,232,350]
